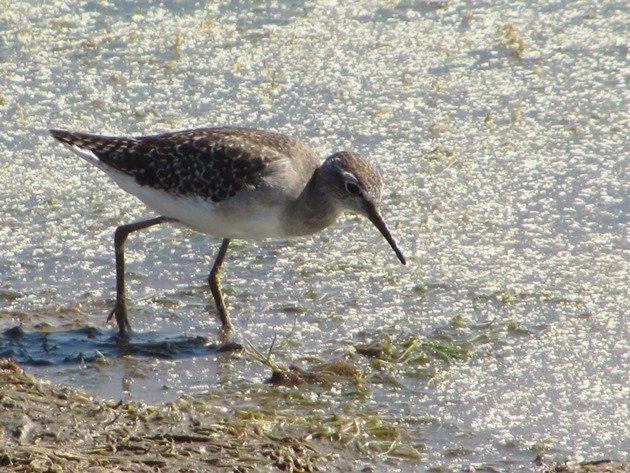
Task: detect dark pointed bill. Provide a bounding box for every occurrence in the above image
[365,203,406,265]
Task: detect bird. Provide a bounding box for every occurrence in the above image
[49,126,406,337]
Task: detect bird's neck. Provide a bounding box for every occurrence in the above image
[282,168,341,236]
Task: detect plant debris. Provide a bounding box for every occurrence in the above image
[0,358,422,472]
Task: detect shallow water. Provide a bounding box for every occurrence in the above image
[0,0,628,470]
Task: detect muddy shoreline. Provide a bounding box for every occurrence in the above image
[1,358,343,472]
[1,359,625,472]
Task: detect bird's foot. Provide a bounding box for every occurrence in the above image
[107,301,132,338]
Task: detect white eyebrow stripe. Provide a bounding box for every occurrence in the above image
[341,171,359,182]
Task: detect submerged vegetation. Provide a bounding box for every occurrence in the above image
[2,333,624,472]
[0,333,471,471]
[1,334,440,472]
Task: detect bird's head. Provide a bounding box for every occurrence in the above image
[320,151,406,265]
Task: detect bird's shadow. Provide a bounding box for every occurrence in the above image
[0,325,241,366]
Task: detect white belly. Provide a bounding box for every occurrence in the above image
[110,172,287,239]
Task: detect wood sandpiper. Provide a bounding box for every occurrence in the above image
[50,127,406,337]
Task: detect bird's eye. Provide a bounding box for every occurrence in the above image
[345,181,361,195]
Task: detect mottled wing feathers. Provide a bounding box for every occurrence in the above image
[50,128,275,203]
